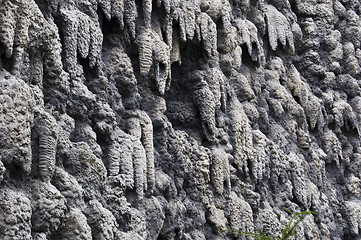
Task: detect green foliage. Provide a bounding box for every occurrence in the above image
[221,209,316,240]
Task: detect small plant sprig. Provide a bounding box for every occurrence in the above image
[221,209,316,240]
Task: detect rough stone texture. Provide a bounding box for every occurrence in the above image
[0,189,32,240]
[1,0,361,239]
[31,180,67,238]
[0,72,34,177]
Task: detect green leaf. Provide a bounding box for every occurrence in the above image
[220,210,316,240]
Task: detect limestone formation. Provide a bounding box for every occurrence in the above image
[1,0,361,239]
[33,109,59,182]
[0,189,32,240]
[0,73,34,176]
[84,199,119,240]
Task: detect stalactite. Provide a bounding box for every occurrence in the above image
[59,208,92,240]
[77,15,91,59]
[332,99,359,133]
[143,0,152,28]
[164,12,173,46]
[0,0,31,76]
[111,0,124,29]
[139,111,155,192]
[107,141,124,177]
[107,46,138,101]
[124,0,137,38]
[269,144,289,191]
[171,29,181,64]
[210,147,231,195]
[98,0,112,20]
[203,0,232,31]
[344,201,361,236]
[138,29,153,77]
[122,110,155,192]
[88,21,103,68]
[173,0,192,42]
[252,130,271,183]
[41,25,68,90]
[288,152,311,208]
[186,67,226,142]
[84,200,118,240]
[137,28,171,95]
[34,110,59,182]
[12,4,30,76]
[132,138,147,200]
[108,129,134,189]
[0,0,17,58]
[182,1,197,40]
[220,0,233,30]
[59,7,103,70]
[343,42,361,76]
[208,67,227,112]
[0,0,360,239]
[228,94,253,178]
[59,8,78,73]
[31,181,67,238]
[286,65,326,132]
[190,145,211,194]
[107,127,148,199]
[234,18,264,63]
[156,0,177,47]
[153,39,171,95]
[265,4,294,53]
[228,191,254,232]
[0,160,4,183]
[198,12,218,58]
[194,85,217,142]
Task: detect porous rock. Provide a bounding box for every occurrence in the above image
[0,0,361,239]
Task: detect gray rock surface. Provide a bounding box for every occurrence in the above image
[1,0,361,239]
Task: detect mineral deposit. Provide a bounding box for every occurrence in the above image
[0,0,361,239]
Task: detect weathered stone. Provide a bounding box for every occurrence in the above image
[0,0,361,239]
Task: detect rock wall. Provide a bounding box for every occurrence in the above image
[0,0,361,239]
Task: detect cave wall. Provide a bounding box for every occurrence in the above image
[1,0,361,239]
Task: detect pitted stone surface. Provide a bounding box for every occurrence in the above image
[0,0,361,239]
